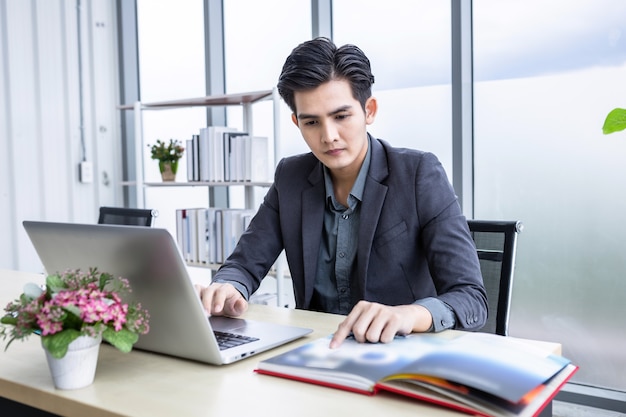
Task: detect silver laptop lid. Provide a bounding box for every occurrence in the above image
[23,221,312,365]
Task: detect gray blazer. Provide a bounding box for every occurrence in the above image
[215,137,488,331]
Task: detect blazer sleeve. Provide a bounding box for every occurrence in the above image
[414,152,488,330]
[212,160,287,298]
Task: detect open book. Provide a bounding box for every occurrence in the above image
[256,331,578,417]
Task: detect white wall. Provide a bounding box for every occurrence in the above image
[0,0,121,273]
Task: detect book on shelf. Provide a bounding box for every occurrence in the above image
[175,209,187,258]
[186,137,196,182]
[175,208,204,262]
[198,126,236,182]
[255,331,578,417]
[193,134,201,181]
[224,131,249,182]
[219,208,255,262]
[195,208,208,264]
[176,207,256,264]
[197,126,211,182]
[183,125,269,183]
[204,208,220,264]
[194,135,200,181]
[246,135,269,182]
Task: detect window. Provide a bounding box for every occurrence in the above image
[136,0,209,232]
[223,0,311,208]
[334,0,453,178]
[474,0,626,391]
[224,0,311,161]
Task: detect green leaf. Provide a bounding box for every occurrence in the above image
[0,315,18,326]
[42,329,81,359]
[602,108,626,134]
[62,306,83,330]
[99,271,113,290]
[2,336,19,352]
[102,327,138,353]
[46,274,66,292]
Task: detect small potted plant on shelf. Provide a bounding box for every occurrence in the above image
[148,138,185,181]
[0,268,150,389]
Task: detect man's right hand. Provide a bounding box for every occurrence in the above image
[194,282,248,317]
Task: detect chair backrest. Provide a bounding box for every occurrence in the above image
[467,220,523,336]
[97,207,158,227]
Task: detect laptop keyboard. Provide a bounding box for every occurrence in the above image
[214,331,259,351]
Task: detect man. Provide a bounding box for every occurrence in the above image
[197,37,487,348]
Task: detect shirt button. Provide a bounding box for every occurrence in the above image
[338,252,345,258]
[339,288,347,294]
[342,214,349,220]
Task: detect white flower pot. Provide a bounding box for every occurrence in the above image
[43,335,102,390]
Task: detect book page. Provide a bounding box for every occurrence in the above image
[258,335,439,392]
[385,332,570,403]
[378,363,578,417]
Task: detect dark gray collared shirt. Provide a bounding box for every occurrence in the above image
[309,139,371,314]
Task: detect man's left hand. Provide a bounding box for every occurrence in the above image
[329,301,433,348]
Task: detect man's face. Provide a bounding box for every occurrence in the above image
[291,79,377,178]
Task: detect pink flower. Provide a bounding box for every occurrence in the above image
[1,268,150,357]
[36,302,64,335]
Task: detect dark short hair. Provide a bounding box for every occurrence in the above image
[277,37,375,113]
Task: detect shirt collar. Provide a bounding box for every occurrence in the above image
[323,135,372,207]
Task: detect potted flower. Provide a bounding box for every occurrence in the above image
[148,138,185,181]
[0,268,150,389]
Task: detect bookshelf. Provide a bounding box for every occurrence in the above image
[118,89,279,207]
[118,88,289,307]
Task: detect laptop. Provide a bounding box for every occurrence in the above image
[22,220,312,365]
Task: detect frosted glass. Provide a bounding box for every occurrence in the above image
[332,0,452,171]
[474,0,626,392]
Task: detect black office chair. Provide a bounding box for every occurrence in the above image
[97,206,158,227]
[467,220,523,336]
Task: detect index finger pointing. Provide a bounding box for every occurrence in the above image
[329,319,356,349]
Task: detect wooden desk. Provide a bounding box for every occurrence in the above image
[0,269,560,417]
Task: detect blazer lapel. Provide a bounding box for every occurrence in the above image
[301,165,325,307]
[357,138,389,294]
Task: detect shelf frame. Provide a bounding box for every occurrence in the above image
[118,88,286,308]
[117,90,273,110]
